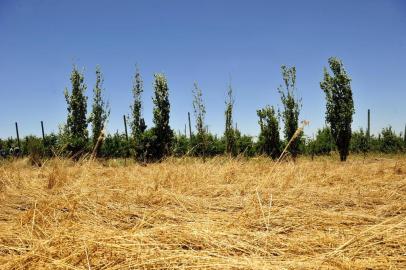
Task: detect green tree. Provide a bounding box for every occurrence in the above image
[257,106,280,159]
[43,133,58,157]
[64,66,88,156]
[379,126,404,153]
[312,127,334,155]
[320,57,355,161]
[172,133,189,157]
[192,82,207,157]
[278,65,302,159]
[206,133,226,156]
[224,83,237,156]
[152,73,173,160]
[100,132,129,158]
[130,66,147,159]
[23,136,45,166]
[235,129,255,157]
[350,128,369,157]
[90,66,110,156]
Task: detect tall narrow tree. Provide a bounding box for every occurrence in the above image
[224,83,237,156]
[320,57,355,161]
[192,82,207,157]
[130,66,147,158]
[90,66,110,156]
[152,73,173,159]
[278,65,302,159]
[257,106,280,159]
[64,66,88,156]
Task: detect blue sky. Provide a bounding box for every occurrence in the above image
[1,0,405,139]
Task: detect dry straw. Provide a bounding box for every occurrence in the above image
[0,154,405,269]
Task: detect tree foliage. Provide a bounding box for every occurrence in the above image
[278,65,302,158]
[172,133,189,157]
[64,66,88,156]
[224,83,237,156]
[192,82,207,157]
[100,132,130,158]
[90,66,110,156]
[257,106,280,159]
[151,73,173,160]
[235,129,256,157]
[320,57,354,161]
[6,59,406,161]
[310,127,334,155]
[350,128,369,157]
[379,126,404,153]
[130,66,147,159]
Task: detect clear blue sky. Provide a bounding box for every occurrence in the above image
[1,0,406,139]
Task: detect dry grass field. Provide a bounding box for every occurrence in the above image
[0,156,405,269]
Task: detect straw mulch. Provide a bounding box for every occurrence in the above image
[0,156,405,269]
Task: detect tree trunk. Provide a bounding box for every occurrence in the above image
[340,152,347,162]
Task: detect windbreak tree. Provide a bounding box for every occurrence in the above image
[151,73,173,160]
[224,83,237,156]
[320,57,354,161]
[278,65,302,159]
[257,105,280,159]
[130,66,147,159]
[192,82,207,157]
[90,66,110,156]
[64,66,88,156]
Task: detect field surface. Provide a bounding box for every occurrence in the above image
[0,156,405,269]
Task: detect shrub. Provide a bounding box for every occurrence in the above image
[235,130,255,157]
[257,105,281,159]
[379,127,403,153]
[351,129,369,156]
[100,132,129,158]
[172,134,189,157]
[24,136,45,166]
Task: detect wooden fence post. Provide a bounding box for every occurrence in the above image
[15,122,21,149]
[188,112,192,140]
[123,115,129,164]
[367,109,370,139]
[123,115,129,141]
[404,124,406,145]
[41,121,46,141]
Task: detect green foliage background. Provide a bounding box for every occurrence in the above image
[1,58,405,162]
